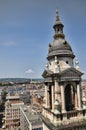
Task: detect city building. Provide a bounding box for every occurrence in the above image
[0,89,2,105]
[81,80,86,109]
[20,105,43,130]
[81,80,86,98]
[19,91,31,105]
[32,93,44,113]
[42,9,86,130]
[4,93,24,130]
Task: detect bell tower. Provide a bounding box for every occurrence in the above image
[42,9,86,130]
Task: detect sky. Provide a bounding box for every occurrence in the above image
[0,0,86,79]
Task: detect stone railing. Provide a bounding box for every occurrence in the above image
[41,114,86,130]
[43,107,86,121]
[67,110,77,119]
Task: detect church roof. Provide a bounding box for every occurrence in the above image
[48,39,74,60]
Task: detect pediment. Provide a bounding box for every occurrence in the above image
[59,67,83,81]
[42,69,53,78]
[60,67,83,77]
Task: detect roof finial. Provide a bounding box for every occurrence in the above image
[56,8,60,21]
[75,57,80,70]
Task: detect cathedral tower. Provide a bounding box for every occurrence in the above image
[42,9,86,130]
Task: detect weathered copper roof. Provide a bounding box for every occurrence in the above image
[47,38,75,60]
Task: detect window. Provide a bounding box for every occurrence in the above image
[66,61,68,64]
[33,128,43,130]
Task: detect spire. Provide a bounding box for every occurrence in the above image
[53,8,64,39]
[56,8,60,22]
[53,7,63,26]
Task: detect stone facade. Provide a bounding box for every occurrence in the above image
[42,9,86,130]
[4,93,24,130]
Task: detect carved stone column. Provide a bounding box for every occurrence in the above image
[45,84,48,108]
[52,85,55,112]
[54,80,61,114]
[47,85,50,108]
[55,80,58,101]
[75,91,78,109]
[61,85,66,113]
[77,84,81,110]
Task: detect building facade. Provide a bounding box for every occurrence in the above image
[4,93,24,130]
[0,89,2,105]
[42,9,86,130]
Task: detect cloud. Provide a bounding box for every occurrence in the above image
[2,41,16,46]
[25,69,34,74]
[0,41,16,46]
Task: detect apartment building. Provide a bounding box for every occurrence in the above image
[4,93,24,130]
